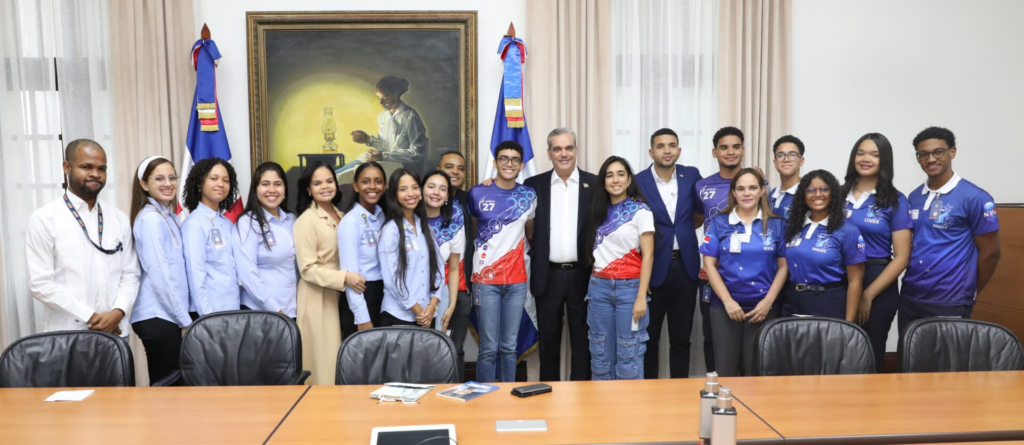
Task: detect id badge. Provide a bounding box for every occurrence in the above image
[701,283,711,303]
[362,228,378,247]
[405,239,418,252]
[266,230,277,247]
[929,198,943,220]
[473,286,481,307]
[211,228,224,247]
[729,235,742,253]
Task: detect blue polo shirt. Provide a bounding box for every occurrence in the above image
[770,184,798,219]
[785,216,866,285]
[844,191,913,259]
[700,210,787,310]
[902,174,999,306]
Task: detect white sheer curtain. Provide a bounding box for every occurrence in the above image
[611,0,718,378]
[0,0,115,348]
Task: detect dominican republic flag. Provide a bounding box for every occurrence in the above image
[177,38,243,223]
[470,34,540,378]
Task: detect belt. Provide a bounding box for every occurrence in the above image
[866,257,892,266]
[670,250,681,259]
[549,262,578,270]
[793,279,848,292]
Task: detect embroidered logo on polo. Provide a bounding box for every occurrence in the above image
[812,233,838,253]
[932,203,954,229]
[429,198,465,245]
[857,235,866,253]
[983,202,998,223]
[760,229,775,250]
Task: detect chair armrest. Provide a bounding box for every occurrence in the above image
[151,370,181,387]
[289,370,311,385]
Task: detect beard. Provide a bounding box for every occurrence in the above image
[69,174,104,199]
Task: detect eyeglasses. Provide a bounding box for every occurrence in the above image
[496,156,523,166]
[149,175,179,184]
[805,186,831,196]
[915,147,952,162]
[774,152,802,161]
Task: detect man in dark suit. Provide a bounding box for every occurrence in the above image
[438,150,473,381]
[524,128,598,381]
[635,128,704,379]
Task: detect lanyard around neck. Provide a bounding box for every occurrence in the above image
[64,193,122,255]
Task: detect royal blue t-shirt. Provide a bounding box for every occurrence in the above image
[696,173,733,231]
[784,218,866,285]
[770,185,797,219]
[902,175,999,306]
[700,212,787,310]
[844,192,914,259]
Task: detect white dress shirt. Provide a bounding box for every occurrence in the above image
[651,166,680,250]
[549,168,580,263]
[25,191,140,336]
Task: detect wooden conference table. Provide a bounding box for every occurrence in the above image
[2,372,1023,444]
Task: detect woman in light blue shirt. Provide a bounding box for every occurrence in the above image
[378,168,445,327]
[129,156,191,384]
[234,162,298,317]
[338,162,387,334]
[181,157,241,318]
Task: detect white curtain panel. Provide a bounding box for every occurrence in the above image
[0,0,115,348]
[611,0,719,378]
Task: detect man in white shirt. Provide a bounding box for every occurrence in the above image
[523,128,599,381]
[25,139,139,337]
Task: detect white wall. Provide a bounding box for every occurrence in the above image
[194,0,527,200]
[792,0,1024,203]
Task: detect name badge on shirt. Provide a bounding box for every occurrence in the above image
[729,234,743,253]
[929,198,944,220]
[911,209,920,220]
[362,228,378,247]
[211,228,224,247]
[405,239,418,252]
[266,230,278,247]
[786,237,802,247]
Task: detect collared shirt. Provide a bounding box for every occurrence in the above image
[844,189,913,259]
[234,209,298,317]
[903,173,999,306]
[651,165,680,250]
[338,204,385,324]
[468,182,537,285]
[770,183,799,219]
[378,216,447,323]
[429,198,467,291]
[700,210,786,310]
[181,203,240,316]
[592,198,655,279]
[131,198,191,327]
[549,168,580,263]
[784,215,866,285]
[361,102,429,165]
[25,191,139,335]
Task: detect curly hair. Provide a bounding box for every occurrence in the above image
[912,126,955,150]
[784,169,846,242]
[182,157,239,212]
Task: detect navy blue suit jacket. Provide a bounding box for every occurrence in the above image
[635,164,703,286]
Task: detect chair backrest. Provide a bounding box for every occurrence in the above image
[899,318,1024,373]
[336,326,458,385]
[0,330,134,387]
[180,310,304,386]
[754,317,875,376]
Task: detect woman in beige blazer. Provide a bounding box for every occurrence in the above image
[293,162,366,384]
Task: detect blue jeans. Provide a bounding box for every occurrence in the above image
[587,276,650,380]
[475,282,528,382]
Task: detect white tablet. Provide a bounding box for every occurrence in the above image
[370,424,456,445]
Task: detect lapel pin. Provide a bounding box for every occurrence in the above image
[583,183,589,188]
[679,174,684,178]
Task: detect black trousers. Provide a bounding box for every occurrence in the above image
[132,317,182,384]
[861,261,900,373]
[645,257,698,379]
[537,266,591,381]
[380,311,434,328]
[898,298,973,344]
[340,280,385,338]
[447,290,473,381]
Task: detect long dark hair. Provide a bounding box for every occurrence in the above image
[296,161,342,215]
[584,156,650,267]
[840,132,899,209]
[241,162,288,251]
[422,170,454,228]
[383,168,440,294]
[130,157,175,230]
[345,161,387,213]
[784,169,846,242]
[182,157,238,212]
[719,168,779,233]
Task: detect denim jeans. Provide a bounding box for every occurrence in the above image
[587,276,650,380]
[475,282,528,382]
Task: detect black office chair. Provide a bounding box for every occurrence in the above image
[753,317,875,376]
[336,326,459,385]
[178,310,310,386]
[899,318,1024,373]
[0,330,134,387]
